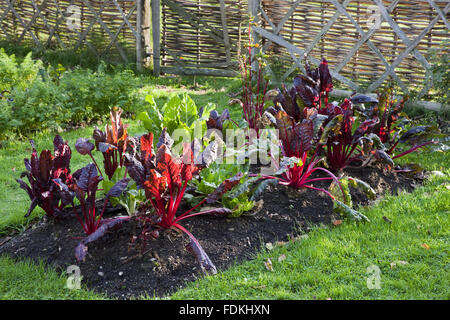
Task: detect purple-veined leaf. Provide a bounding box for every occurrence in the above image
[374,150,395,167]
[53,135,65,151]
[352,119,378,144]
[24,158,32,172]
[194,207,232,217]
[106,178,130,198]
[75,138,95,156]
[319,58,333,93]
[98,142,118,153]
[38,150,53,186]
[53,137,71,172]
[250,178,278,201]
[24,198,39,218]
[124,154,146,189]
[157,127,174,149]
[93,127,106,149]
[294,75,319,108]
[16,178,33,200]
[52,178,75,206]
[398,126,440,145]
[76,163,99,191]
[206,172,243,204]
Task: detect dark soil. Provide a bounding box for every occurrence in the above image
[0,166,423,299]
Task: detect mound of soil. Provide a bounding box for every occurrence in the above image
[0,166,423,299]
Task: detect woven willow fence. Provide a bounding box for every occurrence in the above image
[0,0,448,100]
[0,0,145,67]
[159,0,449,99]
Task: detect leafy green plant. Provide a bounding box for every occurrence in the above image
[0,60,141,142]
[428,40,449,107]
[329,176,374,222]
[137,93,215,146]
[187,162,258,217]
[0,48,43,91]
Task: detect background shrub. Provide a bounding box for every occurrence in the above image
[0,51,142,143]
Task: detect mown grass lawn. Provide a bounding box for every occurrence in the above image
[0,77,448,300]
[171,169,449,300]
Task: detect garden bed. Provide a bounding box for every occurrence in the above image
[0,166,423,299]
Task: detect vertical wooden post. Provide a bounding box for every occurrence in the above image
[248,0,260,71]
[151,0,161,76]
[136,0,143,71]
[143,0,152,68]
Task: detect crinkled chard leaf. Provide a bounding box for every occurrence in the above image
[398,125,440,145]
[106,178,130,198]
[206,172,243,204]
[333,200,370,222]
[157,127,174,149]
[124,154,146,189]
[98,142,117,153]
[250,178,279,201]
[319,58,333,93]
[75,138,95,156]
[76,163,100,191]
[52,178,75,206]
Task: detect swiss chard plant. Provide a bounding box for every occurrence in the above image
[367,88,440,160]
[261,109,341,197]
[124,130,234,274]
[16,135,74,218]
[92,107,129,180]
[75,107,138,212]
[229,20,271,135]
[54,163,130,261]
[319,99,379,172]
[137,93,216,146]
[271,56,334,122]
[187,162,269,218]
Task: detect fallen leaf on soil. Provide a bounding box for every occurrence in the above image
[390,260,408,269]
[264,258,273,271]
[278,254,286,262]
[421,243,430,250]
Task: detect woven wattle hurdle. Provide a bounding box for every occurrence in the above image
[0,0,140,65]
[0,0,448,101]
